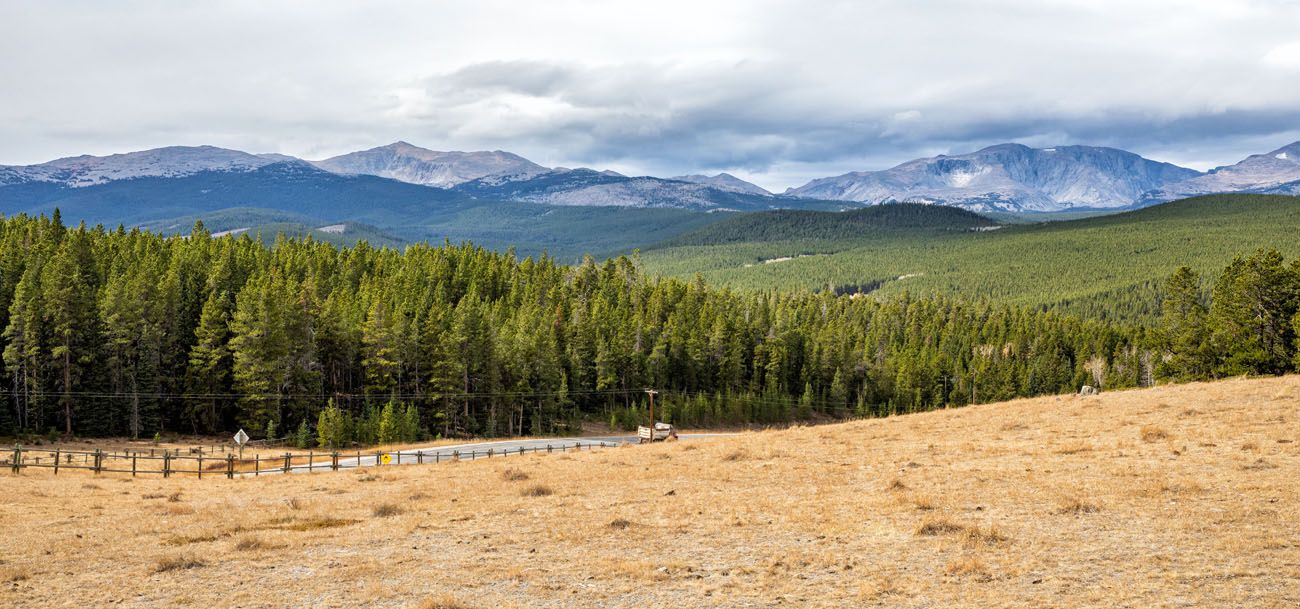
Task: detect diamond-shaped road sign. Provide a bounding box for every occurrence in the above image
[234,429,249,446]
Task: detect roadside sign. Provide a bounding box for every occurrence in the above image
[234,429,249,459]
[380,453,392,465]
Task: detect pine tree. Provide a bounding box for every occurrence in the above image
[42,229,101,435]
[1158,266,1210,380]
[186,290,235,433]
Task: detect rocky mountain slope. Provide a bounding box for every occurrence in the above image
[0,146,281,187]
[786,144,1202,212]
[670,173,770,196]
[311,141,546,187]
[1140,141,1300,203]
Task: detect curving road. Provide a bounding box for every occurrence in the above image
[246,434,729,476]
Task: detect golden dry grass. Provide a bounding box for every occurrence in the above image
[2,375,1299,608]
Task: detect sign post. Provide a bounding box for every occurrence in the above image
[234,428,249,460]
[645,388,658,432]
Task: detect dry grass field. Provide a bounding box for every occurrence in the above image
[2,376,1298,608]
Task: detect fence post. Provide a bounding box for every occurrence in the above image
[254,454,260,476]
[94,449,103,475]
[547,444,552,454]
[53,449,60,475]
[452,450,459,461]
[132,454,137,477]
[375,451,382,466]
[163,452,171,478]
[417,451,423,465]
[11,446,20,474]
[226,454,234,479]
[435,451,440,464]
[198,454,203,479]
[282,453,291,474]
[487,448,493,459]
[331,452,339,471]
[308,450,314,473]
[396,450,401,465]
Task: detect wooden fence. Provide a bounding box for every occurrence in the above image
[4,441,614,479]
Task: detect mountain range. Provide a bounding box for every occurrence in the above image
[2,139,1300,247]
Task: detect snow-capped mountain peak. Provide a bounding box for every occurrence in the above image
[0,145,278,187]
[786,144,1202,212]
[311,142,547,187]
[1141,141,1300,202]
[670,173,771,196]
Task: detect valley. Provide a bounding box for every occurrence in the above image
[639,194,1300,322]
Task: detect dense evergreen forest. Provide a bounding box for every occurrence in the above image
[0,211,1159,441]
[640,195,1300,323]
[3,206,1295,443]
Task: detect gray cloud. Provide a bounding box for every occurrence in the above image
[2,0,1300,190]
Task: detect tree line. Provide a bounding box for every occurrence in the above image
[1158,248,1300,380]
[0,211,1162,441]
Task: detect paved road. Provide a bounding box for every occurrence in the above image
[246,434,728,476]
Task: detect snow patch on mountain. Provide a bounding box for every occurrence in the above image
[0,146,278,187]
[1141,141,1300,203]
[313,141,546,187]
[786,144,1202,212]
[670,173,770,196]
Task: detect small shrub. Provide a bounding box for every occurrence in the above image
[413,595,474,609]
[915,517,964,536]
[372,503,403,518]
[608,518,633,530]
[166,491,182,503]
[1055,496,1101,515]
[1140,426,1169,442]
[944,555,990,579]
[962,525,1008,548]
[153,555,206,573]
[521,484,554,497]
[721,449,748,462]
[280,517,359,531]
[909,495,936,511]
[234,536,269,551]
[1241,441,1259,451]
[500,468,530,482]
[286,497,303,510]
[886,478,908,492]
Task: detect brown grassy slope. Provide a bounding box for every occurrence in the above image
[1,376,1298,609]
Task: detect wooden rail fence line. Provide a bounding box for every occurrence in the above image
[4,442,613,479]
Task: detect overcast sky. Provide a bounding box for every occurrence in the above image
[2,0,1300,190]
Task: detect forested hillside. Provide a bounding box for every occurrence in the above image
[659,203,997,246]
[639,195,1300,322]
[0,211,1153,440]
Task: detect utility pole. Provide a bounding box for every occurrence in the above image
[645,389,658,428]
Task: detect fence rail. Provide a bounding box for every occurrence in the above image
[4,441,615,479]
